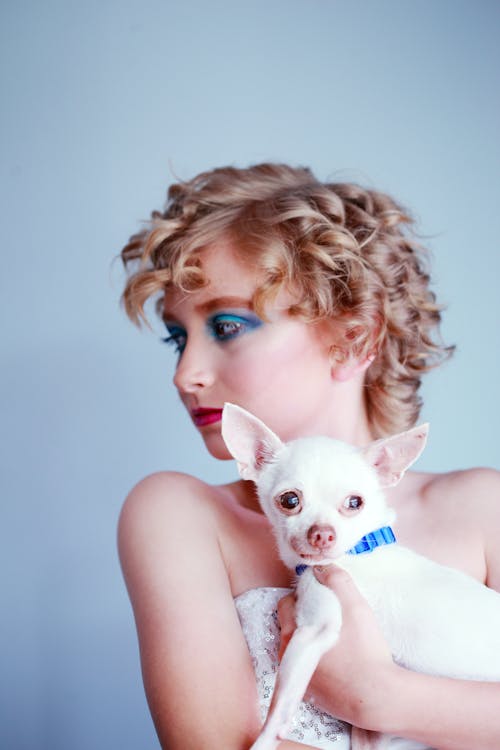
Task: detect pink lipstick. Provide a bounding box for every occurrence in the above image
[191,408,223,427]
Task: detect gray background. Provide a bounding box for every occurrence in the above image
[1,1,499,748]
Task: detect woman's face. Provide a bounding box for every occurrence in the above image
[163,241,362,459]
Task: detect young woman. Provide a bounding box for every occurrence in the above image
[118,163,500,750]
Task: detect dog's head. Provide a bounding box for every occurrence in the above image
[221,403,428,568]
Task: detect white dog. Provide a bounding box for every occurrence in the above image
[221,403,500,750]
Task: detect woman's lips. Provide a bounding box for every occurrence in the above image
[191,408,223,427]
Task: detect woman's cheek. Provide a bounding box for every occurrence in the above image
[223,342,273,393]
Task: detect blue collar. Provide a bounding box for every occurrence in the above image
[295,526,396,576]
[345,526,396,555]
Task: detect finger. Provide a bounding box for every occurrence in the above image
[313,563,352,587]
[313,565,363,607]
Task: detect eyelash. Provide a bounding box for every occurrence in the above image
[162,314,260,355]
[162,331,186,355]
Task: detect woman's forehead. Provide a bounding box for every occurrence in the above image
[198,240,262,283]
[174,241,260,290]
[162,244,260,317]
[162,254,300,323]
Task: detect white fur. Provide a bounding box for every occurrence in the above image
[221,403,500,750]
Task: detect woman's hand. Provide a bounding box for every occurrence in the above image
[279,562,500,750]
[277,565,399,729]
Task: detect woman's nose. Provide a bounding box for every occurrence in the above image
[172,338,216,394]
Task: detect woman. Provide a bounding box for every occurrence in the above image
[118,163,500,749]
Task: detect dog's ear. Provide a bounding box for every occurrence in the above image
[221,403,284,481]
[363,423,429,488]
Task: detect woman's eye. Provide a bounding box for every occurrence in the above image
[162,327,187,355]
[277,490,302,513]
[343,495,364,511]
[211,317,245,340]
[209,312,263,342]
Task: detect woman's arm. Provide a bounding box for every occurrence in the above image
[118,472,260,749]
[118,472,321,750]
[375,667,500,750]
[278,563,500,750]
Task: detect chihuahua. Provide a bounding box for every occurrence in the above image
[221,403,500,750]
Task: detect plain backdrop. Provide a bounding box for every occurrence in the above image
[1,1,499,748]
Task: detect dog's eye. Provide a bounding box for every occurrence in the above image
[343,495,364,511]
[276,490,302,513]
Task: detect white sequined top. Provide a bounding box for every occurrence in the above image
[234,586,351,749]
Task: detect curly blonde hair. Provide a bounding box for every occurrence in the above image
[120,163,453,437]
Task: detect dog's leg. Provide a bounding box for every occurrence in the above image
[250,622,339,750]
[351,727,388,750]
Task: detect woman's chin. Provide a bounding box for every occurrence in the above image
[199,431,234,461]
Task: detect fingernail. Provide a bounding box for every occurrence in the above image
[314,564,334,580]
[314,565,329,579]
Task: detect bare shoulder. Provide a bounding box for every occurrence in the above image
[119,471,220,538]
[423,467,500,589]
[118,472,232,614]
[118,471,229,597]
[423,466,500,507]
[120,469,223,516]
[393,467,500,584]
[421,467,500,539]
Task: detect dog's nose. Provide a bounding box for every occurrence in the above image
[307,524,336,549]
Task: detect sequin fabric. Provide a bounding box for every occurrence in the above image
[234,587,351,749]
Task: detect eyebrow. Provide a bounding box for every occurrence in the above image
[162,295,255,322]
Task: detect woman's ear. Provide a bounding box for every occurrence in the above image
[329,348,375,382]
[327,317,381,382]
